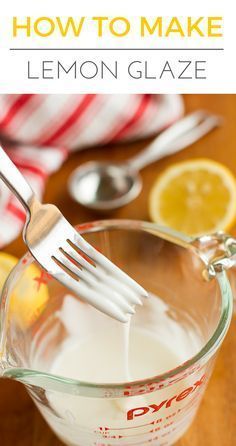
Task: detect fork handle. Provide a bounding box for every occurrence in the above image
[0,146,37,214]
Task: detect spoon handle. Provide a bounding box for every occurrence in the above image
[0,146,36,213]
[127,110,222,172]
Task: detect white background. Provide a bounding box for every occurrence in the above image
[0,0,234,93]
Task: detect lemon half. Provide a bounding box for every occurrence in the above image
[149,159,236,236]
[0,252,49,327]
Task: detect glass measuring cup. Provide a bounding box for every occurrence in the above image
[0,220,234,446]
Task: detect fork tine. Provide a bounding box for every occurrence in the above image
[61,243,143,306]
[0,146,148,322]
[53,253,137,315]
[51,258,130,323]
[71,233,148,298]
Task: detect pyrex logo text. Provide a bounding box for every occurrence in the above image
[127,375,205,421]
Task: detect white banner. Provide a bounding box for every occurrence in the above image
[0,1,234,93]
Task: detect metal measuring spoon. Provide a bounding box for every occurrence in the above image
[68,111,221,211]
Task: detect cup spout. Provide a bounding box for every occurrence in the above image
[0,349,10,378]
[0,357,4,377]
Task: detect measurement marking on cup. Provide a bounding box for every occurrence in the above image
[94,375,206,443]
[96,418,179,440]
[96,417,164,434]
[166,412,177,419]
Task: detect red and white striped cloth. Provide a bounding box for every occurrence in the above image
[0,94,184,247]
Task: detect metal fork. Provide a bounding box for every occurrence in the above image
[0,146,147,322]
